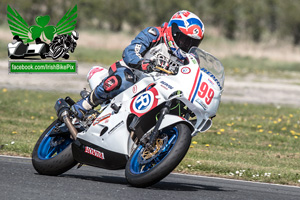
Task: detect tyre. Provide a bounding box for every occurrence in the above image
[62,53,69,59]
[32,119,77,176]
[125,123,192,187]
[40,53,46,59]
[52,46,64,60]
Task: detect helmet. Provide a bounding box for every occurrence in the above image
[71,30,79,41]
[165,10,204,60]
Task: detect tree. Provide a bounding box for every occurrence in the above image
[278,0,300,45]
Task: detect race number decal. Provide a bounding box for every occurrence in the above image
[197,82,214,105]
[130,88,158,117]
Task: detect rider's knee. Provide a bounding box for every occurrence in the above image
[103,75,122,92]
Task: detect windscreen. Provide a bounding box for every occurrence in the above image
[188,47,225,90]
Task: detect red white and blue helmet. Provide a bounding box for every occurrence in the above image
[165,10,205,60]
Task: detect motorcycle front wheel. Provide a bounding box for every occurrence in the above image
[52,46,64,60]
[32,119,77,176]
[125,123,192,187]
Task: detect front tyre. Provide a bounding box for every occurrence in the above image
[32,120,77,176]
[52,46,64,60]
[125,123,192,187]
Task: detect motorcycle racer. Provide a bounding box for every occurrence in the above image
[49,30,79,59]
[72,10,205,119]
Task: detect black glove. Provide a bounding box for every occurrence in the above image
[139,59,155,73]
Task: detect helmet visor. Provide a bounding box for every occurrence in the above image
[171,23,201,52]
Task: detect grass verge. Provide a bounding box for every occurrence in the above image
[177,103,300,186]
[0,88,300,186]
[66,48,300,79]
[221,55,300,78]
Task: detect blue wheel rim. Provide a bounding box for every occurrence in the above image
[37,126,72,160]
[130,127,179,174]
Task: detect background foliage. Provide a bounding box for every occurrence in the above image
[1,0,300,45]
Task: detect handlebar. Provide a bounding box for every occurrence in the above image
[155,66,174,75]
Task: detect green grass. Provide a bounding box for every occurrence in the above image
[65,47,300,79]
[73,47,300,78]
[1,88,300,185]
[221,55,300,77]
[72,47,122,65]
[0,88,78,156]
[177,103,300,185]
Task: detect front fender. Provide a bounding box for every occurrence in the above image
[158,114,195,134]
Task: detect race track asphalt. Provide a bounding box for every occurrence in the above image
[0,155,299,200]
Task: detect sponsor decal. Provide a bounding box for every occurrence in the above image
[84,146,105,160]
[132,85,137,94]
[193,28,199,35]
[208,78,215,86]
[93,113,111,126]
[201,68,222,90]
[108,121,124,134]
[181,67,191,74]
[130,88,158,117]
[160,81,173,90]
[195,98,208,110]
[134,44,142,59]
[190,56,197,64]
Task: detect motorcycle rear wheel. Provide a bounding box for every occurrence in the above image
[32,119,77,176]
[125,123,192,187]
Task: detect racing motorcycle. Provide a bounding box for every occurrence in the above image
[47,36,76,60]
[32,47,225,187]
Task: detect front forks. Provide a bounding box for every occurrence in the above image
[145,101,172,148]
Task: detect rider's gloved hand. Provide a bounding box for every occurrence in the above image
[71,97,93,120]
[139,59,156,73]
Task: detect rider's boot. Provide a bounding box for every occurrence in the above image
[71,87,106,119]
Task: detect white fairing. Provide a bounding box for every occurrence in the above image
[77,108,133,155]
[77,47,225,156]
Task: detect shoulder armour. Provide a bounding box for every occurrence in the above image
[148,27,158,36]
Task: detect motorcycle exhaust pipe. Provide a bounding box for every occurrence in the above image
[54,98,78,140]
[60,110,78,140]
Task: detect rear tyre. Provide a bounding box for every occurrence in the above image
[125,123,192,187]
[32,120,77,176]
